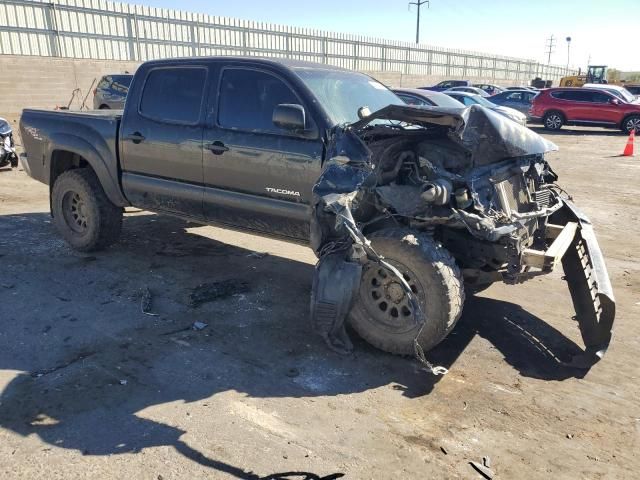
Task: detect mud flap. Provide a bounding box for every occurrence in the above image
[310,252,362,355]
[557,201,615,368]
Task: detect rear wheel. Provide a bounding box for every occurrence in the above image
[348,229,464,355]
[51,168,123,252]
[543,111,564,130]
[622,115,640,134]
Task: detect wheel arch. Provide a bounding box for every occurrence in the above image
[47,133,128,209]
[620,113,640,131]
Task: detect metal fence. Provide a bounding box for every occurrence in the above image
[0,0,573,82]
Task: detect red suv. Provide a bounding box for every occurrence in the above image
[530,87,640,134]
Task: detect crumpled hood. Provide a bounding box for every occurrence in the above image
[350,104,558,167]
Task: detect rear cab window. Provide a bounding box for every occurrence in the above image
[139,67,207,124]
[217,68,300,133]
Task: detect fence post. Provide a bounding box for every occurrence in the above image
[322,36,328,64]
[353,40,358,70]
[380,45,385,71]
[446,52,451,76]
[404,47,410,75]
[427,49,433,75]
[462,55,467,78]
[43,2,60,57]
[126,14,137,61]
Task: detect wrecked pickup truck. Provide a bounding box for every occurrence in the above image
[20,57,614,368]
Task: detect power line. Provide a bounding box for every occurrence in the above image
[409,0,429,44]
[545,34,556,65]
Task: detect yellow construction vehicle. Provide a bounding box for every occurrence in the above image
[560,65,608,87]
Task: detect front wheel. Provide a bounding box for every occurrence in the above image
[51,168,123,252]
[348,229,465,355]
[622,115,640,134]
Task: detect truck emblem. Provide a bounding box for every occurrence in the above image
[266,187,300,197]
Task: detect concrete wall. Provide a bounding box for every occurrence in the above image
[0,55,140,132]
[0,54,521,139]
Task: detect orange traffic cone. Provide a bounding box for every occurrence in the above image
[622,129,635,156]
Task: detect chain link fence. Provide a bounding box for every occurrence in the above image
[0,0,574,82]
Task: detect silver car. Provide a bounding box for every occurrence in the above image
[444,91,528,126]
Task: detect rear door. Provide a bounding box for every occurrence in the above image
[566,90,618,124]
[202,65,323,241]
[120,64,208,219]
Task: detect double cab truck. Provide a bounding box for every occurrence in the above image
[20,57,615,367]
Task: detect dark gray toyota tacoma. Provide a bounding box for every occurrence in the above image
[20,57,615,368]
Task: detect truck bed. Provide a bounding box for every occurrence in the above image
[19,109,122,197]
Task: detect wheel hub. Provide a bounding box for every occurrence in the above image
[62,191,89,233]
[386,282,405,304]
[361,263,421,329]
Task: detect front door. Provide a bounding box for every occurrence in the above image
[120,64,208,219]
[202,66,323,241]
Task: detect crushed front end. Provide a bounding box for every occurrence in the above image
[310,104,614,368]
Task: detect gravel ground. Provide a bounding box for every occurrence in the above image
[0,126,638,479]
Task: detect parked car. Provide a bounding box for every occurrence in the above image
[93,74,134,109]
[392,88,465,107]
[489,89,539,116]
[19,57,614,365]
[624,84,640,96]
[583,84,638,104]
[420,80,470,92]
[444,91,527,125]
[473,83,504,95]
[529,87,640,133]
[444,86,490,97]
[505,86,537,91]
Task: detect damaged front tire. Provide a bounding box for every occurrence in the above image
[348,229,464,355]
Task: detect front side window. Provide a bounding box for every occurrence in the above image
[506,92,523,101]
[218,69,299,133]
[397,94,429,106]
[140,68,206,124]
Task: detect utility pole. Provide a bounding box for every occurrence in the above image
[545,34,556,64]
[409,0,429,44]
[565,36,571,70]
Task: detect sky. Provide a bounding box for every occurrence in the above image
[121,0,637,71]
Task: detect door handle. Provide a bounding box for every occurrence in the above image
[124,132,145,144]
[205,141,229,155]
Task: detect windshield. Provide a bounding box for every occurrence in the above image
[469,95,496,107]
[430,93,465,108]
[294,68,404,125]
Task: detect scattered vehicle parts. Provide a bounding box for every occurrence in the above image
[0,117,18,169]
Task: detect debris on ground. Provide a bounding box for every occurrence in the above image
[192,321,208,331]
[141,286,159,316]
[483,456,491,468]
[440,446,448,455]
[119,379,127,386]
[246,251,268,259]
[470,460,495,479]
[188,279,250,308]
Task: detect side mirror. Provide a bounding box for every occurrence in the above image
[611,98,621,105]
[273,104,306,132]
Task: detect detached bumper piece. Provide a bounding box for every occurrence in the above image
[524,203,615,368]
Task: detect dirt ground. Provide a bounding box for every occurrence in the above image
[1,126,639,479]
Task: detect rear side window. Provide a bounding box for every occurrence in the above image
[505,92,523,101]
[551,90,601,102]
[218,68,299,133]
[140,67,206,124]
